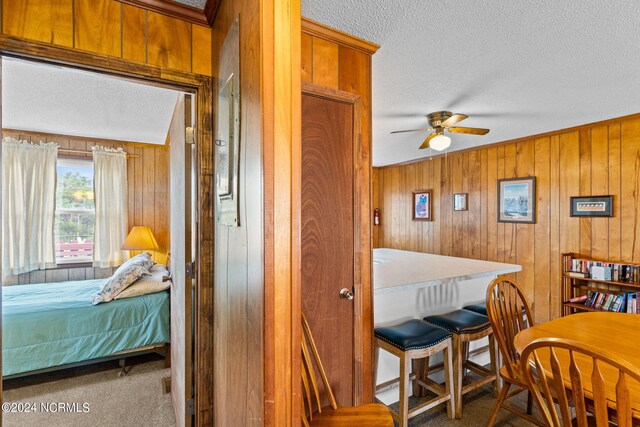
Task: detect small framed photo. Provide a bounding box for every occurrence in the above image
[498,177,536,224]
[412,190,432,221]
[570,195,613,217]
[453,193,468,211]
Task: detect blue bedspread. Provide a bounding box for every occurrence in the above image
[2,278,170,376]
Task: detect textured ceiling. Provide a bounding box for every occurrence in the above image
[302,0,640,166]
[172,0,206,9]
[2,58,180,145]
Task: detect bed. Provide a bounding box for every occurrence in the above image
[2,278,170,377]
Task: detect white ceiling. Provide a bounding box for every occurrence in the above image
[301,0,640,166]
[2,58,180,145]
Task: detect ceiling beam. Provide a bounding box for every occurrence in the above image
[116,0,221,27]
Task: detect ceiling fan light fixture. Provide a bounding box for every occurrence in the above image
[429,133,451,151]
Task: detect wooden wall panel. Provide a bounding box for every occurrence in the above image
[74,0,121,57]
[374,113,640,323]
[192,25,213,76]
[301,32,313,83]
[2,129,170,285]
[122,4,147,63]
[212,0,270,424]
[2,0,213,76]
[147,12,191,72]
[312,37,339,89]
[3,0,73,47]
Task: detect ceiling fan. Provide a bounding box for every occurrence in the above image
[391,111,490,151]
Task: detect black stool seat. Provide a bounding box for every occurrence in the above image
[424,310,491,334]
[462,303,487,316]
[374,319,452,351]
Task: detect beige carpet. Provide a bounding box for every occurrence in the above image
[2,359,175,427]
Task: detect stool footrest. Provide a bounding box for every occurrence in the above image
[465,360,493,377]
[384,393,454,423]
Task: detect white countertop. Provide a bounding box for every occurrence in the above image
[374,248,522,295]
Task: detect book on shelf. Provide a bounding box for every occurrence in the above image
[567,257,640,284]
[580,290,628,312]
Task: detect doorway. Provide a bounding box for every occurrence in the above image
[0,38,213,426]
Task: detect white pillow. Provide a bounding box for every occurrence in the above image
[114,268,171,299]
[150,264,168,273]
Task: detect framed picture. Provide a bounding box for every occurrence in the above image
[498,177,536,224]
[412,190,432,221]
[453,193,468,211]
[570,195,613,217]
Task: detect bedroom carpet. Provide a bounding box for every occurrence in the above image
[2,359,175,427]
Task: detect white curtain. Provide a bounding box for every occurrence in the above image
[92,146,129,267]
[2,137,58,276]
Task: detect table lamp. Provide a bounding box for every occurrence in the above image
[121,226,159,255]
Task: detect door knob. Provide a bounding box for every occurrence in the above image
[339,288,354,300]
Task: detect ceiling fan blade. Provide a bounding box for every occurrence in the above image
[441,113,468,127]
[390,127,432,134]
[447,126,490,135]
[419,132,436,149]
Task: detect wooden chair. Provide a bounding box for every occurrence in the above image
[520,337,640,427]
[485,277,544,426]
[301,313,393,427]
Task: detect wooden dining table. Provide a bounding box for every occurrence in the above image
[514,312,640,419]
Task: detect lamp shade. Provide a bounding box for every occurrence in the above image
[121,226,159,250]
[429,134,451,151]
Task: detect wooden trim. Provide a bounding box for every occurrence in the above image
[0,34,215,426]
[263,0,302,425]
[115,0,220,27]
[301,17,379,55]
[203,0,221,26]
[381,111,640,168]
[301,81,369,406]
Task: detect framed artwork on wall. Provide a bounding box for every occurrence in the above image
[412,190,432,221]
[497,177,536,224]
[453,193,468,211]
[570,195,613,217]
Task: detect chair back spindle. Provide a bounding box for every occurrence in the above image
[301,313,338,421]
[521,337,640,427]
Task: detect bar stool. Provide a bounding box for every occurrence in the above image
[462,302,487,316]
[374,319,455,427]
[423,310,498,419]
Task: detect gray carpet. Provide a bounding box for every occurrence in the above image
[2,360,175,427]
[393,382,540,426]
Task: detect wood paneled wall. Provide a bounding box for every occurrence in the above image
[2,129,169,285]
[2,0,212,76]
[301,18,378,404]
[211,0,265,425]
[373,113,640,323]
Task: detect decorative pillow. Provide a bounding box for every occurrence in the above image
[92,263,151,305]
[114,268,171,300]
[123,252,156,271]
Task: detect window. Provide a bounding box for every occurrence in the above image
[55,158,95,264]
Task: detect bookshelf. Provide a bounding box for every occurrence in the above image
[562,252,640,316]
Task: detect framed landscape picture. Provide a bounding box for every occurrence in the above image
[498,177,536,223]
[412,190,432,221]
[570,195,613,217]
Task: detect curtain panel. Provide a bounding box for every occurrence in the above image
[2,137,58,276]
[92,146,129,268]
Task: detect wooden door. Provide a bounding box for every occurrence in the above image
[169,93,194,427]
[301,90,356,405]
